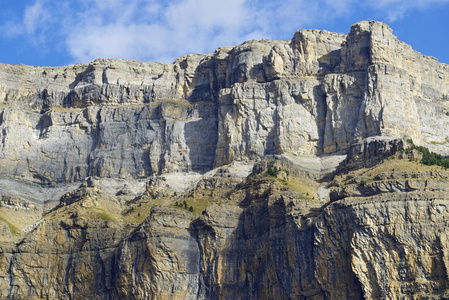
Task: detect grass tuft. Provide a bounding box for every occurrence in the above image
[0,216,21,235]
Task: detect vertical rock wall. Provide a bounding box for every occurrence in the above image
[1,21,449,185]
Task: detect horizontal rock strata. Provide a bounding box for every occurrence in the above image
[1,21,449,299]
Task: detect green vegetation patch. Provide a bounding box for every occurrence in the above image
[0,216,21,235]
[97,211,116,222]
[276,178,288,185]
[267,166,279,177]
[406,139,449,169]
[172,193,226,216]
[174,200,195,213]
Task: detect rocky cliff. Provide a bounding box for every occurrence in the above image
[1,20,449,299]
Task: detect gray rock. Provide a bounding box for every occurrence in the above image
[2,20,449,300]
[1,21,448,190]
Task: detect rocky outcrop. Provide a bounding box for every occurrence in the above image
[4,162,449,299]
[1,20,449,299]
[337,136,405,172]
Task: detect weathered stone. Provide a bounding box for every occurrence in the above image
[0,21,448,192]
[1,20,449,300]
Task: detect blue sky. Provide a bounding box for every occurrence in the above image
[1,0,449,67]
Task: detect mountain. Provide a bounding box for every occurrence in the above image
[1,20,449,299]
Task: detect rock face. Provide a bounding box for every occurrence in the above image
[1,20,449,299]
[1,21,448,187]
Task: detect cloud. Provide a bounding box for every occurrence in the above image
[364,0,449,21]
[65,0,273,63]
[3,0,449,65]
[5,0,357,64]
[66,23,173,63]
[1,1,47,40]
[24,1,42,33]
[60,0,257,63]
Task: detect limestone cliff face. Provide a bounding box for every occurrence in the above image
[1,21,449,299]
[1,21,448,186]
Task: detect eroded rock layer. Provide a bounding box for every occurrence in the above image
[1,21,448,187]
[1,21,449,299]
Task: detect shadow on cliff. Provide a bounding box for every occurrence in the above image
[184,115,218,173]
[218,197,326,299]
[318,49,341,74]
[190,191,365,299]
[183,58,220,173]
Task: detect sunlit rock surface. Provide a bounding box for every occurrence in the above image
[1,21,449,299]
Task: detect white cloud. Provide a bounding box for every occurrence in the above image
[3,0,449,65]
[7,0,348,64]
[23,1,46,33]
[364,0,449,21]
[66,23,173,63]
[0,0,48,41]
[64,0,273,63]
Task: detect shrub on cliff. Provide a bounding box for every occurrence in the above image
[406,139,449,169]
[267,166,279,177]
